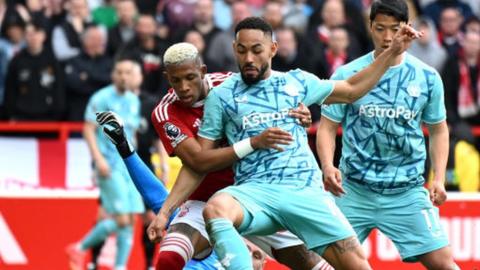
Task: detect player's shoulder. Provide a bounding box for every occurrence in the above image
[405,53,439,75]
[90,84,115,102]
[335,52,373,76]
[205,72,233,87]
[208,72,239,96]
[151,90,180,124]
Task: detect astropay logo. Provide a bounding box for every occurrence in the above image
[242,109,290,129]
[359,105,418,120]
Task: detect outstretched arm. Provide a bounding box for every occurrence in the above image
[325,24,422,104]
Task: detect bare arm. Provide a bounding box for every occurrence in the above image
[159,165,205,218]
[83,121,110,177]
[325,25,421,104]
[427,121,449,206]
[148,165,205,242]
[174,128,293,173]
[316,116,345,196]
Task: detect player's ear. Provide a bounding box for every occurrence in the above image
[200,64,207,78]
[270,41,278,58]
[162,70,171,85]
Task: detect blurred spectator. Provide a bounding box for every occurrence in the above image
[117,14,169,96]
[263,1,283,31]
[272,26,314,73]
[64,25,112,121]
[91,0,117,28]
[106,0,137,56]
[0,0,30,37]
[409,16,448,72]
[171,0,233,73]
[52,0,93,61]
[4,21,64,120]
[213,0,235,30]
[263,0,311,34]
[307,0,365,59]
[315,26,352,79]
[158,0,195,33]
[0,18,25,107]
[443,31,480,126]
[204,0,251,72]
[465,16,480,35]
[423,0,474,27]
[438,7,464,57]
[184,29,221,71]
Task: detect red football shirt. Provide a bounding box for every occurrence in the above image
[151,72,234,202]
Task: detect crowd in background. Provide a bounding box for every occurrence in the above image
[0,0,479,191]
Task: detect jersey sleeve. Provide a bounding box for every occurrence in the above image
[198,90,225,141]
[151,108,195,156]
[301,70,335,106]
[321,67,347,122]
[422,71,447,124]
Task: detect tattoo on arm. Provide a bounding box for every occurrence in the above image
[333,237,360,254]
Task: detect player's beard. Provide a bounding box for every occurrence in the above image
[240,63,269,85]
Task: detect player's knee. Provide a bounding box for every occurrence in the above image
[203,194,236,221]
[114,214,131,227]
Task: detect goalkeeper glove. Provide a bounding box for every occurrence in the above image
[96,111,134,158]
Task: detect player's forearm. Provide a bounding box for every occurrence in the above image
[428,122,449,183]
[189,147,239,173]
[83,122,105,163]
[159,166,205,217]
[345,48,396,102]
[316,119,338,169]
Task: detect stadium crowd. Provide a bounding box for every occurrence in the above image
[0,0,479,269]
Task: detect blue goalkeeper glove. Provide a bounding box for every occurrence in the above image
[96,111,134,158]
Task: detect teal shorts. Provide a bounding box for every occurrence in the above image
[335,180,449,262]
[97,166,145,215]
[217,182,356,255]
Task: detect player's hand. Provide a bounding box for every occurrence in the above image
[322,165,345,196]
[429,180,447,206]
[390,24,423,56]
[96,111,134,158]
[96,158,111,178]
[251,127,293,152]
[96,111,127,145]
[147,212,169,243]
[289,103,312,128]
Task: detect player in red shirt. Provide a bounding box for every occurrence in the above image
[148,42,332,270]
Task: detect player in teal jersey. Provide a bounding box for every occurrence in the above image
[67,59,145,270]
[317,0,457,269]
[193,17,421,270]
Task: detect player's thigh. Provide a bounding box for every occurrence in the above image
[418,246,456,270]
[98,170,130,214]
[169,200,211,258]
[280,187,356,251]
[378,186,449,262]
[208,184,283,235]
[320,236,371,270]
[334,181,376,242]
